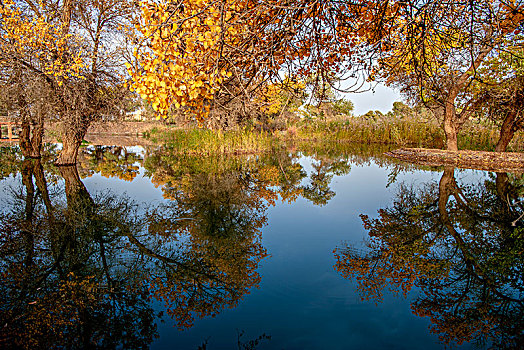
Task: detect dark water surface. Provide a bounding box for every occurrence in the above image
[0,143,522,349]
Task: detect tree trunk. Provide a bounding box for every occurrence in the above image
[438,39,493,152]
[29,113,44,158]
[19,113,32,158]
[495,111,516,152]
[443,103,459,151]
[14,64,45,158]
[56,120,89,165]
[57,132,82,165]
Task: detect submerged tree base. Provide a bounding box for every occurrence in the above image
[386,148,524,172]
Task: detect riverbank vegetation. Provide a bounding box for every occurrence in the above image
[288,116,524,152]
[147,128,274,155]
[145,101,524,154]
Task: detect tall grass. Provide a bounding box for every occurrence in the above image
[148,128,274,154]
[146,117,524,154]
[292,117,444,147]
[288,116,524,152]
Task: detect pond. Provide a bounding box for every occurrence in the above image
[0,142,522,349]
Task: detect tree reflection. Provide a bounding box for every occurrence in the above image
[0,159,269,347]
[296,142,393,206]
[334,168,524,348]
[0,160,157,348]
[142,170,269,328]
[301,154,351,206]
[143,147,312,211]
[77,145,142,181]
[142,144,358,207]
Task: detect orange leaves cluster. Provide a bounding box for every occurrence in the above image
[128,0,242,120]
[0,0,84,83]
[127,0,377,121]
[256,77,306,116]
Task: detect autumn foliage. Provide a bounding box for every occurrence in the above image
[127,0,374,122]
[128,0,239,120]
[0,0,84,82]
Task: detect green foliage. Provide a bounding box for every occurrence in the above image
[332,98,354,116]
[0,146,21,180]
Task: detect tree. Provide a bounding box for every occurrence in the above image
[0,0,135,164]
[373,1,524,150]
[254,77,307,129]
[332,97,354,117]
[477,39,524,151]
[0,0,85,158]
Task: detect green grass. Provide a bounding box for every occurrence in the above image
[286,117,524,152]
[290,117,444,147]
[145,117,524,154]
[148,128,274,155]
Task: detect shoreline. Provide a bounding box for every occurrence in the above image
[386,147,524,172]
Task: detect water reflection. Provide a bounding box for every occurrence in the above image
[0,159,158,348]
[140,141,398,206]
[0,141,447,348]
[334,168,524,348]
[0,157,271,347]
[77,145,142,181]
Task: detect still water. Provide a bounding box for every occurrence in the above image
[0,143,522,349]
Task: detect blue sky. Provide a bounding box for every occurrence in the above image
[345,84,402,116]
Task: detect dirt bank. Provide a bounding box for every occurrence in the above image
[44,121,168,144]
[386,148,524,173]
[86,121,166,135]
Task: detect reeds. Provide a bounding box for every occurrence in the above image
[287,116,524,152]
[146,116,524,154]
[287,116,444,147]
[148,128,274,155]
